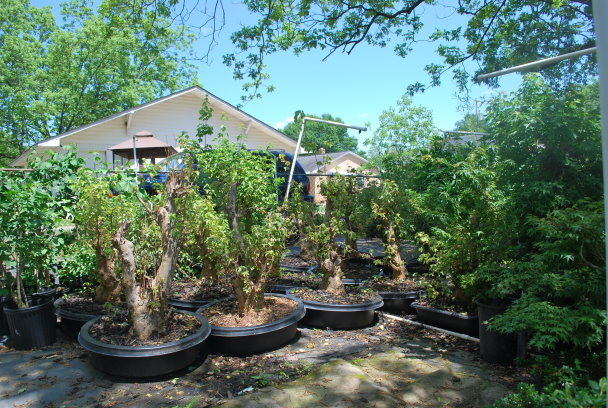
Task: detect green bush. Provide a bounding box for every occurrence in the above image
[490,378,606,408]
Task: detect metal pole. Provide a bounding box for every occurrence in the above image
[284,119,307,203]
[591,0,608,381]
[132,134,138,172]
[476,47,597,82]
[284,116,368,203]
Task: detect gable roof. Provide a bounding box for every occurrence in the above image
[10,86,296,165]
[298,151,368,173]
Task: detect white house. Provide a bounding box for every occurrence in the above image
[10,86,298,168]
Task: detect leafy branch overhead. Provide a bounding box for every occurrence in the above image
[219,0,595,101]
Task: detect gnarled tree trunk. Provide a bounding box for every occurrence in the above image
[112,174,182,340]
[384,221,408,281]
[94,250,121,303]
[320,249,345,295]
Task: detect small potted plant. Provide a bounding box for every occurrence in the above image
[0,150,82,349]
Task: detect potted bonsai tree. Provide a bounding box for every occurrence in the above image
[77,166,212,377]
[290,174,383,330]
[187,135,305,355]
[359,179,423,314]
[54,164,140,338]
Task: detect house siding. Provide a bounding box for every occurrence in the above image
[11,88,295,167]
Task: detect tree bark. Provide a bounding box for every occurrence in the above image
[384,221,408,281]
[94,249,121,303]
[113,221,165,340]
[320,249,345,295]
[112,174,182,340]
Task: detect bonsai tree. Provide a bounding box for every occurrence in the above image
[70,165,138,303]
[175,192,231,282]
[369,180,409,281]
[73,161,191,339]
[190,137,290,314]
[413,146,513,305]
[112,171,187,339]
[304,174,361,295]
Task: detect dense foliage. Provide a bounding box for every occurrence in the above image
[0,149,83,307]
[0,0,195,166]
[181,130,290,313]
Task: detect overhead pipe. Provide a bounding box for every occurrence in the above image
[475,47,597,82]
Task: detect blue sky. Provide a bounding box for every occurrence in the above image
[190,1,522,150]
[34,0,522,151]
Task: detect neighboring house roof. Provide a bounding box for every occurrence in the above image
[10,86,296,166]
[298,151,368,173]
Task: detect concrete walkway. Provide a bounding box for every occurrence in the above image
[220,345,509,408]
[0,313,517,408]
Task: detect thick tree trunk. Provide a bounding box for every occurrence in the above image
[113,222,166,339]
[299,237,315,261]
[94,250,121,303]
[112,174,182,340]
[320,249,345,295]
[384,221,408,281]
[232,273,266,314]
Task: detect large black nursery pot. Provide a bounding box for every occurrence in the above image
[0,296,15,336]
[411,302,479,337]
[291,289,384,330]
[477,299,526,365]
[54,297,101,340]
[78,310,211,378]
[168,297,220,313]
[4,298,56,349]
[379,291,420,315]
[197,293,305,356]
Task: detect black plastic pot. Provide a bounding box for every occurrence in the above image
[0,297,13,336]
[78,311,211,378]
[411,302,479,337]
[278,263,319,274]
[290,289,384,330]
[267,284,298,295]
[379,291,420,314]
[54,297,101,340]
[4,299,56,349]
[31,287,60,306]
[478,299,526,365]
[196,293,305,356]
[342,278,365,287]
[168,297,221,312]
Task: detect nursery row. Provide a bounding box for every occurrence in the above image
[0,77,605,403]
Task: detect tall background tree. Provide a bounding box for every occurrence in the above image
[281,113,359,153]
[0,0,196,166]
[365,95,439,180]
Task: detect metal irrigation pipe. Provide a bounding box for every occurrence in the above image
[475,47,597,82]
[284,116,367,203]
[379,312,480,343]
